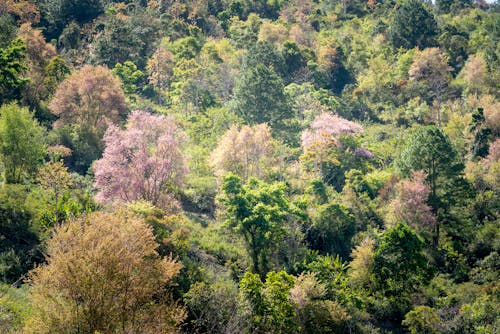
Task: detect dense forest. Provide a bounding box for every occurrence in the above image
[0,0,499,333]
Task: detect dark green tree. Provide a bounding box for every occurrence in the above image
[469,108,492,159]
[388,0,438,49]
[372,223,432,321]
[373,223,431,295]
[0,38,28,104]
[396,126,467,246]
[0,185,41,284]
[40,0,104,37]
[242,40,286,78]
[231,63,291,129]
[306,202,356,259]
[0,14,16,48]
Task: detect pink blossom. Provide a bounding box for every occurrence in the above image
[94,110,188,208]
[301,112,363,149]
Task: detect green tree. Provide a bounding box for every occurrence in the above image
[469,108,492,159]
[0,104,46,183]
[240,270,298,334]
[403,306,443,334]
[388,0,438,50]
[373,223,431,295]
[112,61,144,95]
[306,202,356,259]
[396,126,467,245]
[231,63,291,130]
[220,174,297,278]
[0,38,27,104]
[0,185,41,284]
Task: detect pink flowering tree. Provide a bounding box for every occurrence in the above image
[93,110,188,209]
[300,112,371,190]
[301,112,364,150]
[389,171,436,234]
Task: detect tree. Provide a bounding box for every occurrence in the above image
[403,306,443,334]
[301,112,369,190]
[0,38,27,104]
[460,54,488,96]
[0,185,41,284]
[408,48,452,124]
[219,174,297,278]
[349,237,375,289]
[0,104,46,183]
[231,63,291,129]
[468,108,492,159]
[240,270,298,334]
[40,0,104,36]
[49,65,127,172]
[17,23,58,115]
[306,202,356,259]
[37,161,73,225]
[94,110,188,209]
[210,124,278,181]
[147,45,175,102]
[25,211,185,334]
[389,171,436,234]
[397,126,466,245]
[373,223,431,302]
[49,65,127,133]
[290,273,351,334]
[111,61,144,96]
[388,0,438,50]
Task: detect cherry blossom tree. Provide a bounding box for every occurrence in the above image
[93,110,188,208]
[389,171,436,234]
[301,112,368,188]
[301,112,363,150]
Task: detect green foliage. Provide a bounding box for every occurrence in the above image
[469,108,492,159]
[0,284,31,333]
[403,306,443,334]
[232,63,291,130]
[397,126,466,211]
[0,185,41,284]
[0,104,46,184]
[40,0,104,36]
[373,223,431,296]
[0,14,16,48]
[0,38,28,104]
[220,174,298,278]
[112,61,144,95]
[240,270,298,333]
[388,0,438,49]
[307,202,356,259]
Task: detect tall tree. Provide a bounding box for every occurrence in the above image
[372,223,431,315]
[210,124,278,181]
[93,110,188,209]
[396,126,467,245]
[240,271,298,334]
[231,63,291,129]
